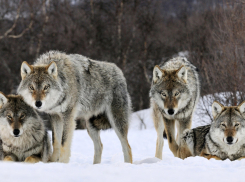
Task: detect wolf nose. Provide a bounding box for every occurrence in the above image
[13,129,20,136]
[168,109,174,115]
[227,136,233,144]
[35,101,42,108]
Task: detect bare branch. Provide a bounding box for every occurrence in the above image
[8,18,33,39]
[136,113,146,130]
[0,0,24,39]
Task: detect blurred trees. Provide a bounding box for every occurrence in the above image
[0,0,245,113]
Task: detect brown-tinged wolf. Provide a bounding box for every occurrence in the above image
[0,93,51,163]
[17,51,132,164]
[150,57,200,159]
[180,101,245,161]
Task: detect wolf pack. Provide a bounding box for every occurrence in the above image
[0,50,244,164]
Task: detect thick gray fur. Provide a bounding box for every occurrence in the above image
[181,125,210,156]
[182,105,245,161]
[17,51,132,163]
[0,94,52,162]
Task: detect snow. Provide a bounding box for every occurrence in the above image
[1,96,245,182]
[1,129,245,182]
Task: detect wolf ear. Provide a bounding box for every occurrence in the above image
[46,61,58,78]
[238,101,245,114]
[212,101,224,119]
[21,61,32,80]
[153,65,164,84]
[0,92,7,109]
[176,66,187,83]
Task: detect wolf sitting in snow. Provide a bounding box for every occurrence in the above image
[180,101,245,161]
[0,93,51,163]
[150,57,200,159]
[17,51,132,164]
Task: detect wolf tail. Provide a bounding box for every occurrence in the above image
[163,130,167,139]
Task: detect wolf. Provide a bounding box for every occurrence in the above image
[150,57,200,159]
[17,51,132,164]
[0,93,52,163]
[181,101,245,161]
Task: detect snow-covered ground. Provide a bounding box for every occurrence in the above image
[1,96,245,182]
[2,129,245,182]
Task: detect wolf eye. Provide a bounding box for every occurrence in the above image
[175,92,180,96]
[221,123,226,127]
[7,115,12,120]
[235,123,240,127]
[29,86,34,91]
[44,85,50,91]
[161,92,166,97]
[20,114,25,120]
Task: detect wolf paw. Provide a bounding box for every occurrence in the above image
[3,156,15,162]
[49,153,59,162]
[24,156,41,163]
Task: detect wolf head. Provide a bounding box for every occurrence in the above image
[0,93,40,137]
[17,61,63,111]
[150,65,190,117]
[210,101,245,145]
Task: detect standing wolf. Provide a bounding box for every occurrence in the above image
[150,57,200,159]
[17,51,132,163]
[0,93,51,163]
[181,101,245,161]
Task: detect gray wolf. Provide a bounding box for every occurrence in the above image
[150,57,200,159]
[181,101,245,161]
[17,51,132,163]
[0,93,51,163]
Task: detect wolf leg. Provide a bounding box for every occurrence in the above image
[176,121,180,145]
[180,129,195,157]
[164,119,179,157]
[176,115,192,145]
[50,114,63,162]
[113,128,132,163]
[59,107,77,163]
[107,108,132,163]
[153,107,164,159]
[24,155,41,163]
[42,131,52,163]
[177,140,193,159]
[113,127,132,163]
[86,120,103,164]
[106,86,132,163]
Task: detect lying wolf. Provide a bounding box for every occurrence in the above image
[180,101,245,161]
[0,93,51,163]
[150,57,200,159]
[18,51,132,163]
